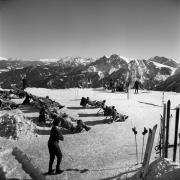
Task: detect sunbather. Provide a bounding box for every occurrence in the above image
[50,111,91,133]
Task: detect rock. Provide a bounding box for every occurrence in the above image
[0,112,36,140]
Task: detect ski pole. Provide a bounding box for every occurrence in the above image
[173,108,179,162]
[179,133,180,163]
[141,127,148,163]
[132,127,138,164]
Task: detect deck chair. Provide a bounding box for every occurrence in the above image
[80,97,87,107]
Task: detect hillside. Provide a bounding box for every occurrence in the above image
[155,68,180,92]
[0,55,179,91]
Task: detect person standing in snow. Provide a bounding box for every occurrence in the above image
[47,118,64,174]
[134,80,139,94]
[22,74,27,90]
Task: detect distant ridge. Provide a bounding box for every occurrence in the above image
[0,54,179,92]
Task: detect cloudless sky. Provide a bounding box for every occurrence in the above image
[0,0,179,60]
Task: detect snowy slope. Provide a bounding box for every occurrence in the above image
[24,87,180,179]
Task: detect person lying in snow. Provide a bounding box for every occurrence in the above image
[102,105,128,123]
[112,109,128,122]
[30,94,65,110]
[0,99,19,110]
[86,97,97,107]
[95,100,106,108]
[50,110,91,133]
[38,96,65,109]
[0,90,13,100]
[80,97,106,108]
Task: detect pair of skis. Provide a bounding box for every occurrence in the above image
[156,100,180,162]
[132,127,148,165]
[155,100,170,158]
[140,124,157,179]
[132,125,157,179]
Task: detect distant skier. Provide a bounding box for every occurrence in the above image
[134,80,139,94]
[125,81,130,93]
[109,79,114,90]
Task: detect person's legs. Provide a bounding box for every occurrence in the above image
[77,120,91,131]
[54,143,63,173]
[48,143,55,173]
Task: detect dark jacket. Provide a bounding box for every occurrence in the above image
[134,81,139,88]
[48,126,64,143]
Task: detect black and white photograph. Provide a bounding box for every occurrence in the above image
[0,0,180,179]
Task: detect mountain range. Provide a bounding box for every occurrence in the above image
[0,55,179,92]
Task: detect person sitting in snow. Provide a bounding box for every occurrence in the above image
[95,100,106,108]
[38,106,47,124]
[102,105,128,123]
[112,109,128,122]
[86,97,97,107]
[22,93,32,105]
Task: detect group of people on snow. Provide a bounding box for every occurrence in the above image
[0,73,138,175]
[103,78,141,94]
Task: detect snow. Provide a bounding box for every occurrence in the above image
[108,67,118,74]
[155,73,169,81]
[97,71,104,79]
[152,61,172,68]
[152,61,177,75]
[26,88,180,163]
[0,69,9,73]
[119,55,131,63]
[39,58,59,62]
[16,67,23,70]
[0,57,8,61]
[1,88,180,179]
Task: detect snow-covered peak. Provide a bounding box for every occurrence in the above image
[39,58,59,62]
[0,57,8,61]
[58,56,94,66]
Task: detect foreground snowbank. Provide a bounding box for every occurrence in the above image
[146,158,180,180]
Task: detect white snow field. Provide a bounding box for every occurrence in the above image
[23,87,180,180]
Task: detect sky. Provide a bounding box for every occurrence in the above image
[0,0,180,61]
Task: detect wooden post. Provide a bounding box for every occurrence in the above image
[127,85,129,100]
[162,92,165,106]
[173,108,179,162]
